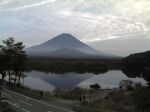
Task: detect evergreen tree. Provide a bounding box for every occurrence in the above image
[0,37,27,86]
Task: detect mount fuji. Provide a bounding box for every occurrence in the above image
[25,33,117,59]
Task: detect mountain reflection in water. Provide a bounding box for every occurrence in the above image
[22,70,148,91]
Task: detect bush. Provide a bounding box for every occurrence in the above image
[126,85,134,91]
[90,83,101,90]
[131,88,150,112]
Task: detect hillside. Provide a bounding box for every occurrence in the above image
[122,51,150,68]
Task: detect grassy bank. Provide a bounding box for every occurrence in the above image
[54,86,150,112]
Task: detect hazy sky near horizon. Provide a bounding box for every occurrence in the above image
[0,0,150,56]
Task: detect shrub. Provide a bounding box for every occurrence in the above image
[90,83,101,90]
[131,88,150,112]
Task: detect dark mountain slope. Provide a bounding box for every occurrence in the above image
[122,50,150,67]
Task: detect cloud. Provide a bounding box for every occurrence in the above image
[12,0,56,11]
[0,0,56,12]
[56,9,148,41]
[83,31,148,42]
[82,35,120,42]
[0,0,150,50]
[0,0,11,6]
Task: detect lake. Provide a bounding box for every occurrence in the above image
[21,70,147,91]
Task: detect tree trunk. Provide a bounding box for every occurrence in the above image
[14,74,17,85]
[142,108,145,112]
[18,75,21,87]
[0,79,4,96]
[0,73,5,97]
[8,70,11,84]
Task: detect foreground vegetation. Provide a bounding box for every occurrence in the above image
[54,85,150,112]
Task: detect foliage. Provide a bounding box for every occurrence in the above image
[0,55,7,80]
[131,88,150,112]
[90,83,101,90]
[54,87,88,100]
[109,91,126,104]
[122,51,150,68]
[0,37,27,85]
[122,51,150,88]
[122,68,150,88]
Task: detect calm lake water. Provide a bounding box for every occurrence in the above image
[21,70,147,91]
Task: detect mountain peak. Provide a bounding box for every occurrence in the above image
[52,33,77,40]
[59,33,73,37]
[42,33,80,46]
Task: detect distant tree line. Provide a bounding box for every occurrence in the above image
[25,58,108,74]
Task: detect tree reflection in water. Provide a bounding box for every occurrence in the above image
[122,68,150,88]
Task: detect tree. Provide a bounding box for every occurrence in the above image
[90,83,101,90]
[0,37,27,85]
[0,54,7,96]
[0,54,7,81]
[0,38,13,84]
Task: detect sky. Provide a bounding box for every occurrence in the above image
[0,0,150,56]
